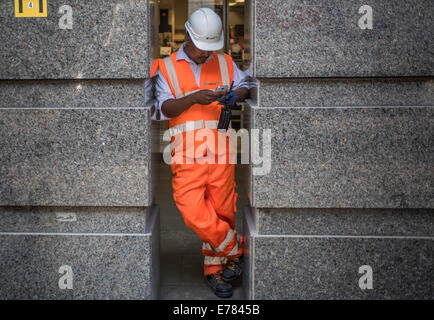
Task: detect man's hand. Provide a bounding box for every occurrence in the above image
[217,90,238,107]
[191,89,226,105]
[161,89,226,118]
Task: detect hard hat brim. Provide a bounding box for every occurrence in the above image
[189,30,224,51]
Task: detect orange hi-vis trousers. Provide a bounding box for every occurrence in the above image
[170,158,244,275]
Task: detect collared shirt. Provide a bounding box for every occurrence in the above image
[152,43,249,121]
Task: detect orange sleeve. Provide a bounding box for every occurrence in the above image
[150,59,161,78]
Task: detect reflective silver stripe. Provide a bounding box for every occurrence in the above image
[168,120,203,137]
[215,228,235,253]
[203,233,237,256]
[228,234,240,256]
[163,56,183,99]
[217,53,230,87]
[203,242,214,252]
[204,120,219,129]
[204,256,227,265]
[228,243,238,256]
[168,120,220,137]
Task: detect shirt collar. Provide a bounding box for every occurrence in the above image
[176,43,214,65]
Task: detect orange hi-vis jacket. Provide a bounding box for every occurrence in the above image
[158,51,236,162]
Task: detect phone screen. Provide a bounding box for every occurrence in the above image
[215,85,228,92]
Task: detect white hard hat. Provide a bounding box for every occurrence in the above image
[185,8,224,51]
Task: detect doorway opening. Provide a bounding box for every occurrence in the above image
[158,1,246,67]
[155,0,249,300]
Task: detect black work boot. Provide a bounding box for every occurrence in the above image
[205,270,233,298]
[222,255,243,282]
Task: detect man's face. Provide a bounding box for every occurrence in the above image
[184,34,212,65]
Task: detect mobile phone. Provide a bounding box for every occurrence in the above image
[215,85,228,93]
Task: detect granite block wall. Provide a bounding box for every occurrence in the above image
[0,0,160,299]
[0,0,155,79]
[247,82,434,209]
[244,207,432,300]
[243,0,434,299]
[251,0,433,78]
[0,206,159,299]
[0,90,152,206]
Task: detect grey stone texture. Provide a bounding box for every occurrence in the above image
[0,205,160,299]
[255,208,434,237]
[253,236,433,300]
[244,207,433,300]
[243,0,434,300]
[258,78,434,108]
[0,79,147,109]
[247,79,433,209]
[0,105,153,206]
[246,103,434,208]
[0,0,160,300]
[248,0,433,77]
[0,0,158,79]
[0,206,148,234]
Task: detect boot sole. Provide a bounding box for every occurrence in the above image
[215,291,233,298]
[206,283,233,298]
[205,279,233,298]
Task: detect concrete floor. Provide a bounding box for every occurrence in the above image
[156,160,248,300]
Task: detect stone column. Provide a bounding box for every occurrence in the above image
[243,0,433,299]
[0,0,160,299]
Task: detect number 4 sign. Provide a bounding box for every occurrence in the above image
[15,0,47,17]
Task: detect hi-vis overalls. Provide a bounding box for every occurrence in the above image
[157,51,244,275]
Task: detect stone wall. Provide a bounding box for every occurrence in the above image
[243,0,433,299]
[0,0,160,299]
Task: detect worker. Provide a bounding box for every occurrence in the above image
[154,8,249,298]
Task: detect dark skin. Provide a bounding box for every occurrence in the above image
[161,33,249,118]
